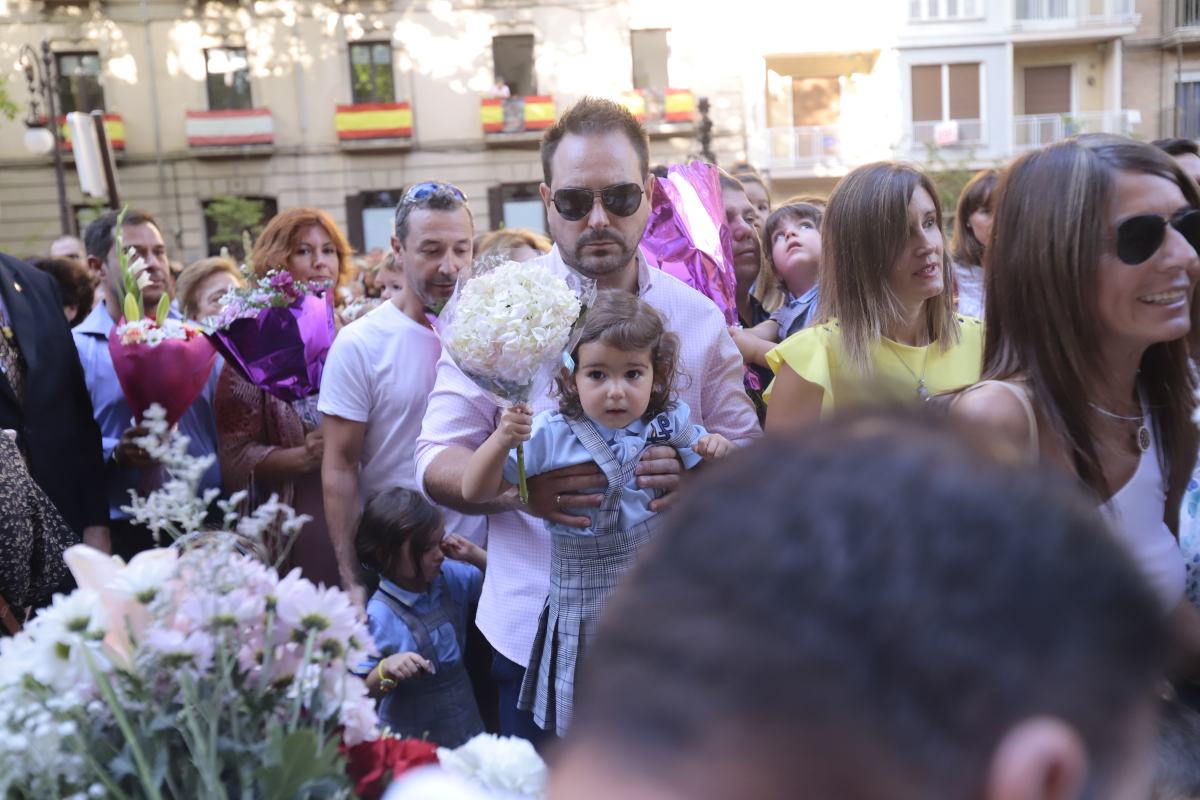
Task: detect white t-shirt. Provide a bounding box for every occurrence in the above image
[319,302,486,544]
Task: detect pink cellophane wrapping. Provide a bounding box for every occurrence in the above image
[640,161,738,325]
[107,328,218,426]
[207,294,335,404]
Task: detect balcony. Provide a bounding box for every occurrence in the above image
[335,102,413,151]
[58,113,125,152]
[1012,0,1138,37]
[1167,0,1200,44]
[746,125,847,178]
[185,109,273,157]
[912,118,985,148]
[481,96,555,144]
[1012,109,1137,150]
[619,89,697,135]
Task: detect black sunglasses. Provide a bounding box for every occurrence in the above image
[1116,209,1200,265]
[551,183,644,221]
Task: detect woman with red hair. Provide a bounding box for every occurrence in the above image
[215,207,352,586]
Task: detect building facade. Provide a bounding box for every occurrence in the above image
[0,0,742,260]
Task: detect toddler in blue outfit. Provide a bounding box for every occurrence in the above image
[462,289,732,736]
[354,487,487,747]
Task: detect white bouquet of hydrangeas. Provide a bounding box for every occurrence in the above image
[441,256,593,502]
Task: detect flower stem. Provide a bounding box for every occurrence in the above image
[517,443,529,504]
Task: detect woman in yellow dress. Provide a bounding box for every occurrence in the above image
[764,162,983,432]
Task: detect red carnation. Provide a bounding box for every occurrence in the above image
[342,737,439,799]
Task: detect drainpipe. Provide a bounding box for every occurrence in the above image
[140,0,173,248]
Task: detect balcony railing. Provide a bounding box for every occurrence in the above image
[618,89,697,125]
[480,96,555,136]
[1178,0,1200,27]
[185,109,273,149]
[1012,110,1136,149]
[334,102,413,142]
[1014,0,1136,26]
[58,113,125,151]
[912,118,985,147]
[746,125,844,174]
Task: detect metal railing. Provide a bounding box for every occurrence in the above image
[746,125,844,173]
[911,118,985,147]
[1014,0,1135,23]
[1178,0,1200,27]
[1012,110,1135,149]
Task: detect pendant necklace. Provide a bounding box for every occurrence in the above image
[884,340,931,402]
[1089,402,1150,453]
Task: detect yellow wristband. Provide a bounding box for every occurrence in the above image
[375,661,396,692]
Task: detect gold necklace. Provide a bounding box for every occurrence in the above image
[883,340,931,401]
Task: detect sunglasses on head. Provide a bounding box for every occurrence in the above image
[1116,208,1200,265]
[551,183,644,222]
[402,182,467,205]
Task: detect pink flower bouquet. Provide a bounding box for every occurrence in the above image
[106,210,217,426]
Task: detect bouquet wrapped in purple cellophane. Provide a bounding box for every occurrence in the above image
[206,269,335,404]
[640,161,738,326]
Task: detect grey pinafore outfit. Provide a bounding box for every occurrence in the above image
[374,587,484,747]
[517,413,695,736]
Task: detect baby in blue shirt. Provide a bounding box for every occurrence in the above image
[354,487,487,747]
[462,289,732,736]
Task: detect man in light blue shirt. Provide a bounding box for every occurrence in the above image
[77,209,222,558]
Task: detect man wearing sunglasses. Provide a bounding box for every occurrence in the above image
[416,97,760,743]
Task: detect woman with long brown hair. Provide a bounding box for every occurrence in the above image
[764,162,983,432]
[949,168,999,319]
[214,207,352,587]
[953,135,1200,662]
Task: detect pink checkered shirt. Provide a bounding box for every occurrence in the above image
[415,246,761,664]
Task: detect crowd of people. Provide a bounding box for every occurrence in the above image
[4,95,1200,798]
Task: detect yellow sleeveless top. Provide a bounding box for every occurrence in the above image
[763,316,984,415]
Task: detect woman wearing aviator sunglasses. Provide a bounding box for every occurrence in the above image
[954,135,1200,675]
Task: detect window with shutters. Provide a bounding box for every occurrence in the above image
[631,29,670,92]
[1022,65,1071,115]
[56,52,105,113]
[909,0,984,20]
[910,62,983,144]
[349,43,395,105]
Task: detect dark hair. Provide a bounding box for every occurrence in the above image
[555,289,680,423]
[1153,137,1200,159]
[394,184,473,245]
[541,96,650,186]
[83,209,162,261]
[355,488,444,590]
[31,257,95,326]
[762,203,822,260]
[983,134,1199,519]
[950,169,1000,267]
[570,411,1167,799]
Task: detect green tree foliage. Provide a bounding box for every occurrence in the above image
[204,195,267,261]
[0,76,19,121]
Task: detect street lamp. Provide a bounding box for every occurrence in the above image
[19,41,71,236]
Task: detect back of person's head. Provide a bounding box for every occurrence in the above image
[175,257,241,320]
[1153,137,1200,159]
[30,257,95,326]
[555,288,680,423]
[251,207,353,281]
[541,96,650,186]
[84,208,161,261]
[562,411,1167,800]
[355,488,443,593]
[817,161,958,370]
[473,228,551,262]
[985,134,1199,511]
[950,168,1000,267]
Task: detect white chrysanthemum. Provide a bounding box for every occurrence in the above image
[443,260,583,393]
[437,734,547,798]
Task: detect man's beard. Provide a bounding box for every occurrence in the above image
[563,229,637,279]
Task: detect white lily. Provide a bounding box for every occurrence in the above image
[136,270,154,291]
[126,247,149,276]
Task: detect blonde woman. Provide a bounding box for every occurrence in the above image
[764,162,983,433]
[175,257,242,322]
